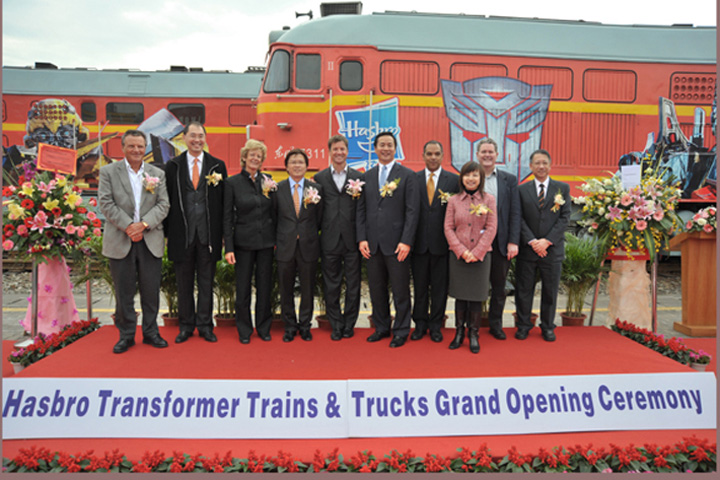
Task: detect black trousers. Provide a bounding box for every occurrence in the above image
[515,255,561,333]
[234,247,274,339]
[411,251,449,332]
[488,246,511,331]
[109,241,161,340]
[278,244,317,333]
[174,237,215,334]
[321,244,361,334]
[367,252,411,338]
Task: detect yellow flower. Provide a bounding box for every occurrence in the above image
[470,203,491,216]
[21,183,34,196]
[65,192,81,210]
[42,199,60,211]
[7,202,26,220]
[56,176,67,188]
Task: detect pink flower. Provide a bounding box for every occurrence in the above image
[29,211,51,233]
[44,284,53,293]
[635,220,648,231]
[607,206,623,221]
[77,228,85,238]
[620,194,633,206]
[2,239,14,251]
[591,222,599,230]
[686,220,694,229]
[703,224,713,233]
[89,198,97,207]
[93,228,102,237]
[17,225,28,236]
[87,211,97,221]
[61,297,69,304]
[652,209,664,221]
[65,224,77,234]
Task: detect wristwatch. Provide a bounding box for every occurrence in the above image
[142,221,149,230]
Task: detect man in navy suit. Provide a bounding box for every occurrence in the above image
[515,149,571,342]
[357,132,419,348]
[477,138,521,340]
[275,148,323,342]
[313,135,364,340]
[411,141,459,342]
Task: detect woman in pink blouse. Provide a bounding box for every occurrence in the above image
[443,161,498,353]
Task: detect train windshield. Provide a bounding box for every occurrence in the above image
[264,49,291,93]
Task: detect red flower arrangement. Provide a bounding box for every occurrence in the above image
[7,318,100,367]
[3,438,715,473]
[611,319,710,366]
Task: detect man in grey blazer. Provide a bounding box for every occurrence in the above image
[477,138,521,340]
[313,134,364,340]
[357,131,420,348]
[98,130,170,353]
[411,140,459,342]
[515,149,571,342]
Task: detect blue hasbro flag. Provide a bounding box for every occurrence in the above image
[335,98,405,171]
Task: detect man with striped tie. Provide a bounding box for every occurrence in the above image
[514,149,571,342]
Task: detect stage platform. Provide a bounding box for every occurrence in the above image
[3,324,716,462]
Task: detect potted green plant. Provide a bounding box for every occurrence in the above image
[213,255,236,327]
[160,248,179,326]
[559,231,607,326]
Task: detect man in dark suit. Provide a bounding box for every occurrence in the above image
[477,138,521,340]
[98,130,170,353]
[357,131,420,348]
[411,140,459,342]
[515,149,571,342]
[164,122,227,344]
[275,148,323,342]
[313,135,364,340]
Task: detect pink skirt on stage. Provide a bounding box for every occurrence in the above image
[22,257,80,335]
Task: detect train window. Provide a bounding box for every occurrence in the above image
[264,49,291,93]
[168,103,206,125]
[81,102,97,122]
[229,102,255,126]
[450,63,508,82]
[518,66,573,100]
[583,69,637,103]
[340,60,363,91]
[106,102,144,124]
[295,54,321,90]
[381,61,439,95]
[669,72,716,105]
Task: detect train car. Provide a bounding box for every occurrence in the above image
[2,65,263,187]
[250,8,716,196]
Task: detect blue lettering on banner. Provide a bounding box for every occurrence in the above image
[435,388,501,416]
[2,389,90,418]
[597,385,703,414]
[350,390,429,417]
[247,391,318,419]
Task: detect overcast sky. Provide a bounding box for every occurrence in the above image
[3,0,717,73]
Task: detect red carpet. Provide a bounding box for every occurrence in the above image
[3,325,716,462]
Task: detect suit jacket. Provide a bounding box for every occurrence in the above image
[313,166,364,253]
[274,179,323,263]
[491,169,521,257]
[518,178,571,262]
[164,151,227,262]
[356,162,419,256]
[444,191,497,262]
[98,160,169,259]
[414,168,460,255]
[223,170,276,252]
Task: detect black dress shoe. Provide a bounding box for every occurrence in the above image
[259,333,272,341]
[343,329,354,338]
[283,331,296,342]
[410,329,426,341]
[542,330,557,342]
[366,331,390,342]
[490,328,507,340]
[429,330,443,343]
[389,336,407,348]
[175,330,193,344]
[239,336,250,344]
[113,338,135,354]
[299,330,313,341]
[142,334,168,348]
[199,330,218,343]
[514,330,529,340]
[330,331,343,341]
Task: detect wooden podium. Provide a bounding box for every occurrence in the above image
[668,231,716,337]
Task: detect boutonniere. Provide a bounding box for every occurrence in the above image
[206,172,223,186]
[470,203,492,216]
[346,179,365,199]
[380,178,401,198]
[261,175,278,198]
[551,190,566,212]
[303,186,321,208]
[143,174,159,194]
[437,189,454,205]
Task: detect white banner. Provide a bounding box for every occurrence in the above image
[3,373,715,440]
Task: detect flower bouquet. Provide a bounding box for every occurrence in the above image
[574,157,683,262]
[685,206,716,234]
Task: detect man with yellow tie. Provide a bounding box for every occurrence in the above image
[165,122,227,344]
[410,141,459,342]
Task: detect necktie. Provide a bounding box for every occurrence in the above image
[293,183,300,216]
[427,172,435,205]
[538,183,545,209]
[379,165,388,191]
[192,157,199,189]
